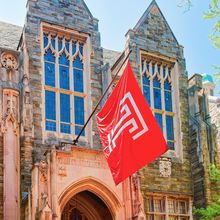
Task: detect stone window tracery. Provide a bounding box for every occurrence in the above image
[141,58,175,150]
[43,30,86,136]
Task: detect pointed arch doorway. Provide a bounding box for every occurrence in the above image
[61,190,113,220]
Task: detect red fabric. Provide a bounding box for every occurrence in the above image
[96,61,168,185]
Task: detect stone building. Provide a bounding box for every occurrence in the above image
[0,0,219,219]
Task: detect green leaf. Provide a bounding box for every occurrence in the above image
[204,12,216,19]
[213,0,218,8]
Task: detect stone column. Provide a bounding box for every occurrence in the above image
[2,89,20,220]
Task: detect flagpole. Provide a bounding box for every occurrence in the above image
[73,49,132,145]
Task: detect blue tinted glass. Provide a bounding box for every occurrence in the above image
[59,53,69,66]
[79,43,83,55]
[166,115,174,141]
[75,125,85,136]
[74,96,84,125]
[60,93,70,123]
[61,123,71,134]
[74,69,84,92]
[164,80,171,90]
[72,42,76,54]
[45,62,55,87]
[143,74,150,85]
[59,66,70,90]
[44,34,48,48]
[58,38,63,51]
[45,91,56,120]
[147,63,150,71]
[65,41,69,52]
[167,141,174,150]
[51,37,56,49]
[155,113,163,131]
[165,91,172,112]
[154,88,162,109]
[143,86,151,107]
[73,56,83,69]
[46,121,56,131]
[153,77,161,88]
[44,49,55,62]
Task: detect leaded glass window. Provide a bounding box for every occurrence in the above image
[43,31,86,136]
[146,195,191,220]
[141,59,175,150]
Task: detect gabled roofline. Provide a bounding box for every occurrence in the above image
[82,0,94,20]
[133,0,179,45]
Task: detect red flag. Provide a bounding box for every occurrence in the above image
[96,61,168,185]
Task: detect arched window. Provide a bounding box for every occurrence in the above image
[43,32,86,136]
[141,59,175,150]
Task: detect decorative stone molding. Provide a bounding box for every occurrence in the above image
[39,160,48,182]
[1,52,18,70]
[159,157,172,178]
[1,89,19,134]
[58,165,67,177]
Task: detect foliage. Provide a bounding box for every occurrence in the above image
[193,164,220,219]
[204,0,220,49]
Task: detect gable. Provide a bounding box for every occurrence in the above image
[134,1,179,47]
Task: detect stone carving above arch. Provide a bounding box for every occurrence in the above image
[1,52,18,70]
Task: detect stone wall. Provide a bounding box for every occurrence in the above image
[20,0,103,190]
[124,0,192,202]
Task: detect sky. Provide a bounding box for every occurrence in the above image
[0,0,219,93]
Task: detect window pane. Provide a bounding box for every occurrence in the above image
[73,56,83,69]
[74,96,85,136]
[59,66,70,90]
[44,33,48,48]
[59,53,69,66]
[61,123,71,134]
[154,88,162,109]
[74,69,84,92]
[79,43,84,55]
[45,91,56,120]
[44,49,55,62]
[143,74,150,85]
[58,37,63,51]
[154,198,165,212]
[72,41,76,54]
[164,80,171,90]
[165,91,172,112]
[60,94,70,123]
[143,86,151,107]
[45,62,55,87]
[166,115,174,150]
[74,96,84,125]
[51,36,55,49]
[46,121,56,131]
[155,113,163,131]
[153,77,161,88]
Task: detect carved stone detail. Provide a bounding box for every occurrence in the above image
[1,52,18,70]
[58,165,67,177]
[39,160,48,182]
[159,157,172,178]
[1,90,19,134]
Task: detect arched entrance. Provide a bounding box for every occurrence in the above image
[61,190,113,220]
[59,177,122,220]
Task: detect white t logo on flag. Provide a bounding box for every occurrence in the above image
[104,92,149,157]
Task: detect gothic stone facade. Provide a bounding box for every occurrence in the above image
[0,0,219,219]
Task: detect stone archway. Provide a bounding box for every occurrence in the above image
[61,190,113,220]
[59,177,122,220]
